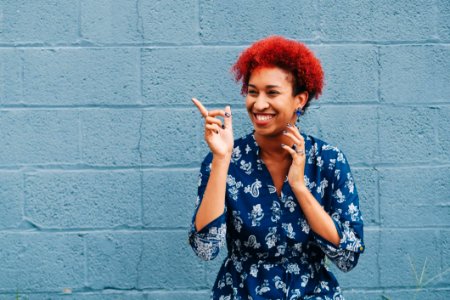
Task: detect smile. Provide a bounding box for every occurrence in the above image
[254,113,275,121]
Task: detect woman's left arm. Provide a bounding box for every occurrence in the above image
[282,125,364,272]
[292,185,341,247]
[296,149,365,272]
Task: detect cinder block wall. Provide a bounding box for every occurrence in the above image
[0,1,449,299]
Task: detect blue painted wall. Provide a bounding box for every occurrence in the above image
[0,0,449,299]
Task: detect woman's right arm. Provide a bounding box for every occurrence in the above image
[188,99,233,261]
[194,155,231,232]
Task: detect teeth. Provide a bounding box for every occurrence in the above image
[255,114,274,121]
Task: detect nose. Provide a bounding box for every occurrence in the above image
[253,94,270,111]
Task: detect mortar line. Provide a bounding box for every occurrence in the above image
[1,41,449,48]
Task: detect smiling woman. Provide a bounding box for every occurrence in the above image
[189,35,364,300]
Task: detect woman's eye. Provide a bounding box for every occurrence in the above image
[248,90,257,95]
[268,91,279,95]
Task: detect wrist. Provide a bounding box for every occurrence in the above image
[291,184,309,196]
[212,154,231,165]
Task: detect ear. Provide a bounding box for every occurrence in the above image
[295,91,309,109]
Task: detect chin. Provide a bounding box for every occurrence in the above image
[253,125,282,138]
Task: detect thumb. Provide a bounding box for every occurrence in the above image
[224,105,232,129]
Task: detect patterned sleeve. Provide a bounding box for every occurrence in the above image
[188,152,227,261]
[312,149,365,272]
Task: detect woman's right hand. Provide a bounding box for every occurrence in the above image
[192,98,234,160]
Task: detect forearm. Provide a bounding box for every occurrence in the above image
[292,186,340,247]
[195,156,230,232]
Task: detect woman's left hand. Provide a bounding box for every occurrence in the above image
[281,124,307,192]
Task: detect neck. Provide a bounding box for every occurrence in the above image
[255,131,293,162]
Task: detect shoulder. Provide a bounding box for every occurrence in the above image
[306,134,343,156]
[305,133,349,170]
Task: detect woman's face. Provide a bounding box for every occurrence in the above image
[246,66,306,137]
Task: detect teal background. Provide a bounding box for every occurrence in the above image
[0,0,449,299]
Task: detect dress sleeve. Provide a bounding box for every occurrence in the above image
[311,149,365,272]
[188,153,227,261]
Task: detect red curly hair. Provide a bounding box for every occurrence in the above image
[231,36,324,111]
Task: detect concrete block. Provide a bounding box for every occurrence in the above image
[25,170,141,228]
[437,106,450,161]
[381,288,450,300]
[140,109,203,165]
[0,232,84,292]
[80,109,142,166]
[331,228,379,288]
[306,105,378,164]
[0,110,79,165]
[199,0,318,43]
[0,49,22,104]
[143,169,197,228]
[141,47,242,106]
[0,172,23,228]
[319,0,436,41]
[311,45,378,103]
[379,229,440,287]
[437,0,450,40]
[440,230,450,287]
[145,291,210,300]
[139,231,206,289]
[80,0,142,43]
[139,0,199,44]
[0,0,78,44]
[343,290,381,300]
[0,292,146,300]
[378,106,440,164]
[353,168,378,226]
[380,45,450,103]
[21,48,140,105]
[380,166,450,227]
[86,232,142,289]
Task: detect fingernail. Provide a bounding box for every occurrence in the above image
[221,124,225,129]
[225,112,231,118]
[282,130,287,134]
[286,123,292,127]
[281,143,286,147]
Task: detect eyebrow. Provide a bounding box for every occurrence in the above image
[248,84,281,89]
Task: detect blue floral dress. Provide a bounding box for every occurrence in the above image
[189,131,365,300]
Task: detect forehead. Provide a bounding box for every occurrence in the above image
[248,66,293,87]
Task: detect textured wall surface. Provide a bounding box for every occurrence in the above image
[0,0,449,299]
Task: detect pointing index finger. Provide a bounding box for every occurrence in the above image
[191,98,208,118]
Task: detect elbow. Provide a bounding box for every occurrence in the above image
[196,249,220,261]
[188,232,224,261]
[334,251,360,273]
[191,241,221,261]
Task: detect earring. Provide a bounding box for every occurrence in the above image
[296,108,303,123]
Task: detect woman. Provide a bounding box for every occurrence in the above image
[189,35,364,299]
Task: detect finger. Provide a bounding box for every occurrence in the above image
[205,116,223,127]
[281,143,305,158]
[205,123,221,134]
[281,143,297,156]
[286,124,304,141]
[192,98,208,118]
[207,109,226,118]
[224,105,232,129]
[282,131,303,145]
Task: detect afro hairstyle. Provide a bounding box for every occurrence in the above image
[231,35,324,112]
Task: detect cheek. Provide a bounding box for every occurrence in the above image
[245,96,252,110]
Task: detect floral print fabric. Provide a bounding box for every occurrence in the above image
[189,131,365,299]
